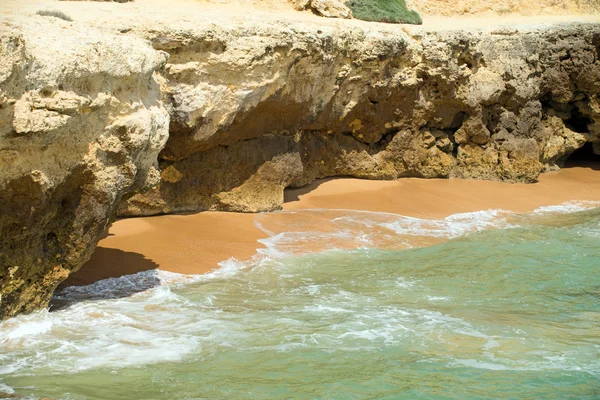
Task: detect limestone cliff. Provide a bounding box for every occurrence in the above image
[120,22,600,215]
[0,7,599,320]
[0,18,169,319]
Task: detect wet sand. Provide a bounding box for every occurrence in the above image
[62,212,265,286]
[64,165,600,286]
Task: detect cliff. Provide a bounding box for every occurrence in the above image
[0,0,599,319]
[121,21,600,215]
[0,18,169,319]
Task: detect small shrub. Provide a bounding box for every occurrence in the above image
[347,0,422,25]
[36,10,73,21]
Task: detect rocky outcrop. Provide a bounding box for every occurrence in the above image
[0,11,599,320]
[120,22,600,216]
[0,18,169,320]
[293,0,353,19]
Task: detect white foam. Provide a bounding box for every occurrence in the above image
[73,333,199,370]
[2,198,596,382]
[53,263,250,306]
[0,383,14,395]
[2,318,52,341]
[381,209,509,238]
[395,278,416,289]
[0,297,203,374]
[427,296,450,302]
[339,329,395,343]
[452,358,511,371]
[0,254,277,376]
[213,257,252,278]
[304,304,352,313]
[482,338,500,351]
[255,200,600,259]
[257,232,300,258]
[533,200,600,214]
[451,354,600,374]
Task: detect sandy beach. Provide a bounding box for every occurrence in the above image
[62,164,600,287]
[2,0,599,397]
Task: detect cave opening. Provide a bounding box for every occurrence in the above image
[565,107,591,134]
[563,142,599,168]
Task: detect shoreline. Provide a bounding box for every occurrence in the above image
[283,164,600,217]
[63,165,600,287]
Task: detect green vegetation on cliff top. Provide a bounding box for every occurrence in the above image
[347,0,422,25]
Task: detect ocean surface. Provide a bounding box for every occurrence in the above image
[1,202,599,399]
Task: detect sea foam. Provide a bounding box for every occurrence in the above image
[533,200,600,214]
[1,199,598,380]
[0,383,14,394]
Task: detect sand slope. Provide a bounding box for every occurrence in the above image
[64,165,600,286]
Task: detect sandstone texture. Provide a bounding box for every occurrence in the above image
[0,0,599,319]
[120,22,600,216]
[407,0,600,16]
[0,18,168,319]
[294,0,353,19]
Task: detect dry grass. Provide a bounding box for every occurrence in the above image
[36,9,73,21]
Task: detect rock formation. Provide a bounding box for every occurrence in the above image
[120,22,600,216]
[0,8,599,319]
[0,18,168,319]
[294,0,353,19]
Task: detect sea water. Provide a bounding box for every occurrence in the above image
[1,203,599,399]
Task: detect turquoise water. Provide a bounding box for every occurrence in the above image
[1,204,599,399]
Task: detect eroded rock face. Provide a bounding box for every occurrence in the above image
[120,22,600,216]
[293,0,353,19]
[0,19,169,319]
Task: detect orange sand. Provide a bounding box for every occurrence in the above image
[284,165,600,218]
[62,212,264,286]
[64,165,600,286]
